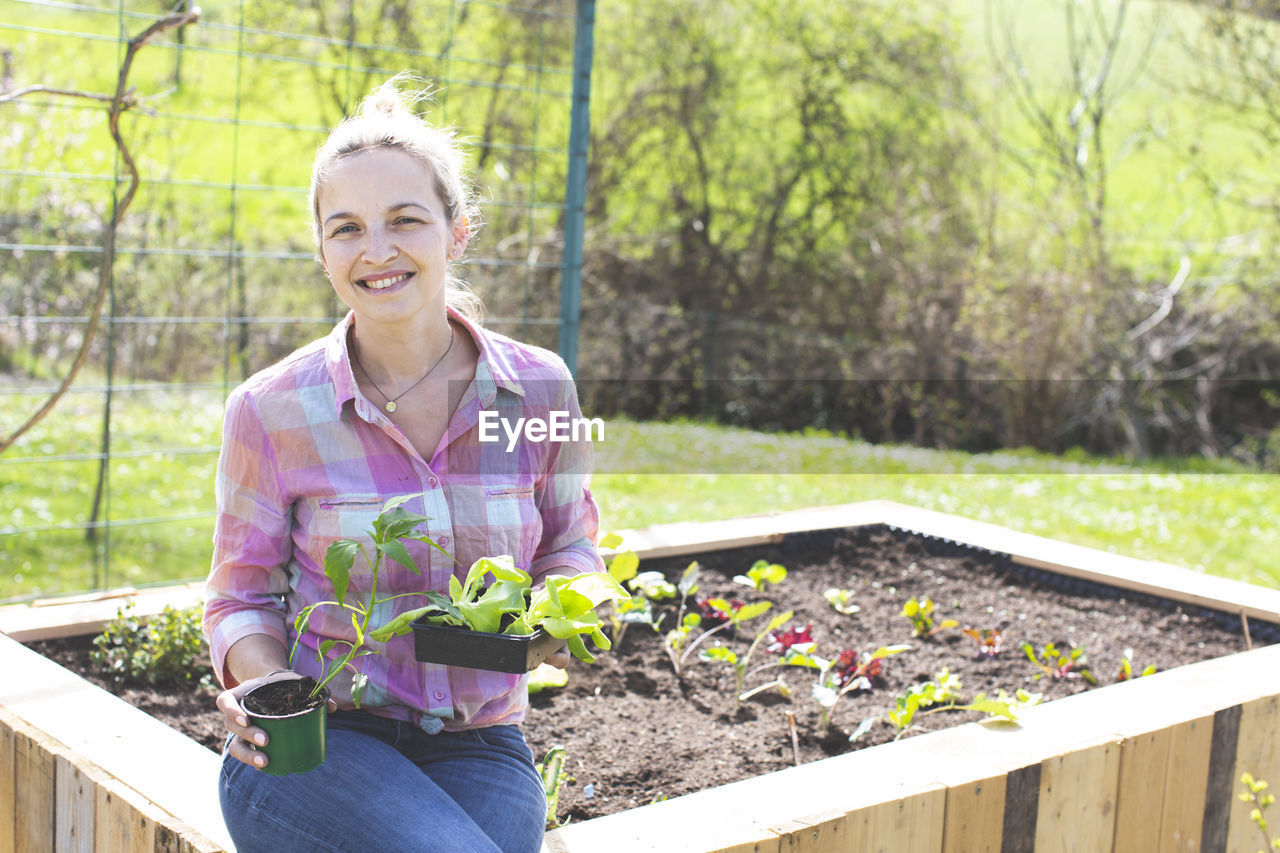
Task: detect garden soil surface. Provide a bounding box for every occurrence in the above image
[28,526,1271,824]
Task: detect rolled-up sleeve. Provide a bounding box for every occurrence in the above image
[528,371,604,584]
[203,387,293,687]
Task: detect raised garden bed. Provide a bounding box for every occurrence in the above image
[4,501,1280,852]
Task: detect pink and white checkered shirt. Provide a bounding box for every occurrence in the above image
[203,309,603,733]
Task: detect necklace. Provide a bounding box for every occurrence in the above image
[352,325,455,414]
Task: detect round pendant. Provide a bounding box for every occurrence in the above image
[385,401,397,413]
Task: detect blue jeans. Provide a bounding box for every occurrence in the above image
[219,711,546,853]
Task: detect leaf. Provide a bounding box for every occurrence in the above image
[381,508,429,543]
[448,574,464,604]
[598,532,624,550]
[351,671,368,708]
[734,601,773,623]
[765,610,795,634]
[527,663,569,694]
[560,572,630,609]
[678,561,700,596]
[607,550,639,583]
[325,539,358,606]
[699,646,738,664]
[849,716,878,743]
[378,538,418,574]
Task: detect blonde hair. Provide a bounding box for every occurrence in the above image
[310,73,483,323]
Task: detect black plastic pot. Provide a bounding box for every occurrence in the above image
[240,677,329,776]
[411,618,561,673]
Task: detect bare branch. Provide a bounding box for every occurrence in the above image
[0,7,201,455]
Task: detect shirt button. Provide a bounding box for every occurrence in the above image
[438,536,449,546]
[428,476,439,487]
[434,690,446,700]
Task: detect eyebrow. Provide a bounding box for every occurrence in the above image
[323,202,431,226]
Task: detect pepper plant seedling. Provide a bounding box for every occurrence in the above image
[1022,641,1098,684]
[294,493,452,705]
[900,596,958,639]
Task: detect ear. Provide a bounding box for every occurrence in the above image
[450,218,470,259]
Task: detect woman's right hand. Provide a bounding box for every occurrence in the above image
[216,670,309,769]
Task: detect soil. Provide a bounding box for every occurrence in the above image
[27,526,1275,824]
[241,677,325,717]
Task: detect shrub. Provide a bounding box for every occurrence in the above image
[90,601,213,688]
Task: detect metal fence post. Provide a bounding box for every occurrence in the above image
[558,0,595,376]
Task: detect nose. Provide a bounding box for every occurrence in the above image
[361,226,398,265]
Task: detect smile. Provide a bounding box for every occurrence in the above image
[358,272,412,290]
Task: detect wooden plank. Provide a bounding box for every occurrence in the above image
[1034,741,1121,853]
[54,753,94,853]
[0,583,203,643]
[1227,695,1280,853]
[14,726,56,853]
[1159,716,1212,853]
[942,774,1005,853]
[846,788,945,853]
[770,810,846,853]
[1000,763,1040,853]
[1114,728,1170,853]
[95,786,156,853]
[0,713,15,853]
[1202,705,1243,853]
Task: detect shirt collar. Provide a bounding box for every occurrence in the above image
[323,307,525,417]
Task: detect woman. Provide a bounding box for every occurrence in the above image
[203,76,602,852]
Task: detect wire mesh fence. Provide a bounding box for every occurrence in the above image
[0,0,586,601]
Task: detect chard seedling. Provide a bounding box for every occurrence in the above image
[850,684,1042,744]
[699,610,795,703]
[1023,641,1098,684]
[764,622,814,655]
[823,587,860,615]
[733,559,787,591]
[900,596,958,639]
[676,598,774,676]
[812,644,911,732]
[294,494,452,705]
[962,624,1007,659]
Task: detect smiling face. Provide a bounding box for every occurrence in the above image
[316,146,469,329]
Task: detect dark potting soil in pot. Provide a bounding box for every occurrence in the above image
[27,526,1277,823]
[241,677,325,717]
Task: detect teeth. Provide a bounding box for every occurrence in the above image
[363,273,410,290]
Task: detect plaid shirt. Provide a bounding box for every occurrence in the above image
[204,309,603,733]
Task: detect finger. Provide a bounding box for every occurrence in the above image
[226,735,269,770]
[215,690,268,746]
[545,645,572,669]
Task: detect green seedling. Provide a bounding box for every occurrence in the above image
[539,745,569,830]
[734,559,787,591]
[1115,648,1157,681]
[1239,772,1280,851]
[292,494,452,705]
[812,644,911,732]
[662,561,703,678]
[850,684,1043,744]
[900,596,958,638]
[824,587,860,615]
[699,609,796,703]
[1023,641,1098,684]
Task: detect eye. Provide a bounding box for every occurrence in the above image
[394,216,424,226]
[330,223,358,236]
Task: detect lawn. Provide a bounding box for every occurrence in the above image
[2,393,1275,602]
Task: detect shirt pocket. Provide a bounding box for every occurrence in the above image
[297,495,385,578]
[483,483,541,569]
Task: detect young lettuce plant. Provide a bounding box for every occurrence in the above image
[662,561,703,678]
[294,494,451,706]
[823,587,860,615]
[375,557,631,664]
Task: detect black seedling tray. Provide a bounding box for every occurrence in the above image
[411,618,561,673]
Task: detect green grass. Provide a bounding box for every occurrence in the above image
[2,395,1276,601]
